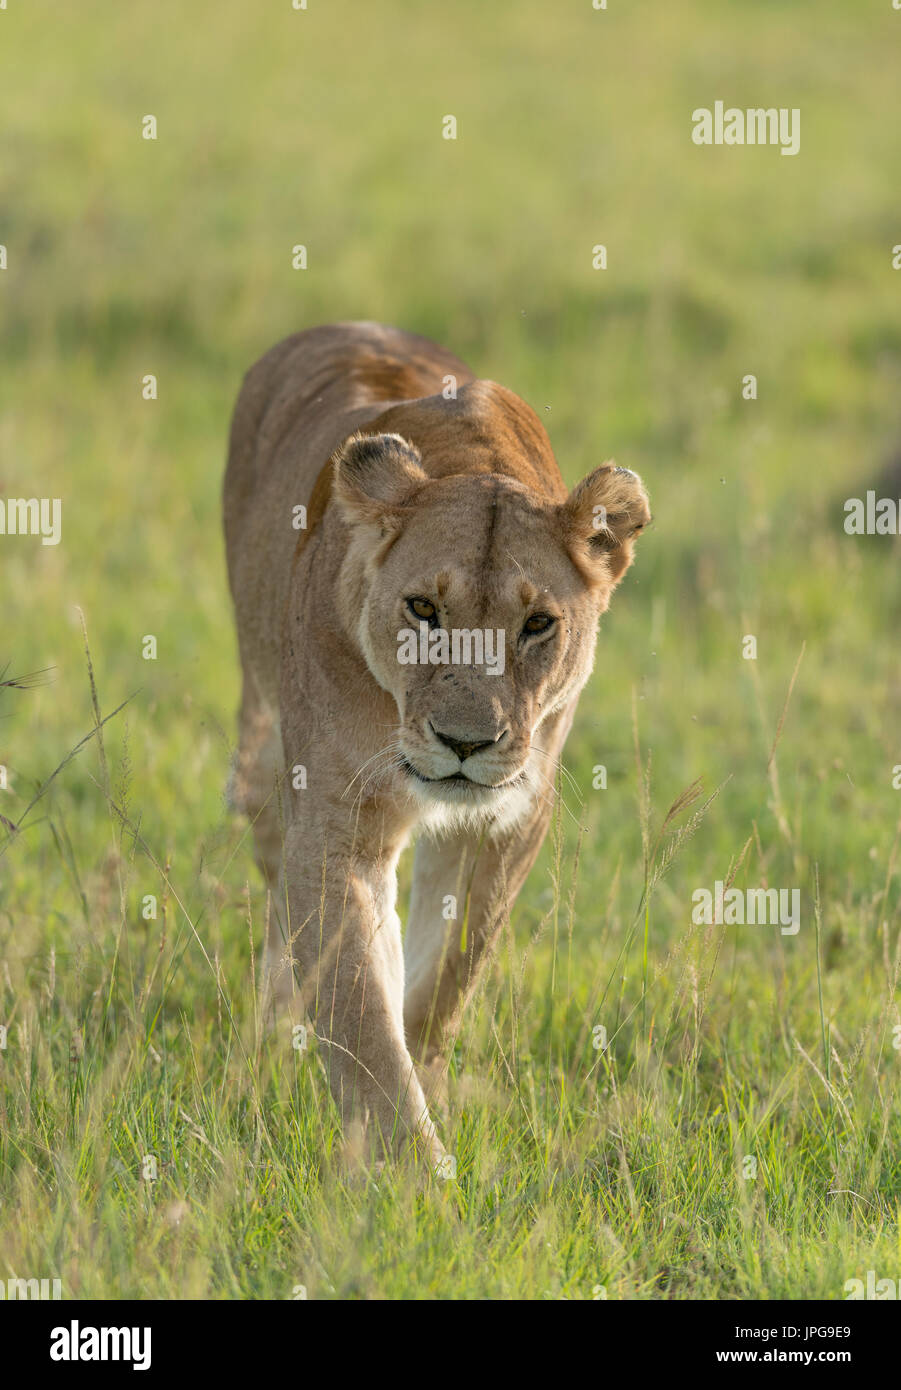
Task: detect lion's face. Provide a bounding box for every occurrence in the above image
[334,433,650,827]
[359,483,607,820]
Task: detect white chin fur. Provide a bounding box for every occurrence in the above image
[400,768,536,836]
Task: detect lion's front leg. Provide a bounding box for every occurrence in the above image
[281,824,445,1165]
[403,810,550,1069]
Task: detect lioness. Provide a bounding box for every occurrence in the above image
[224,322,650,1164]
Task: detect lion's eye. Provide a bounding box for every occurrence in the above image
[407,597,437,623]
[522,613,555,637]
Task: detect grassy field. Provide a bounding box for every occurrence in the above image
[1,0,900,1299]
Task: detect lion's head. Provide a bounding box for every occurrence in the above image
[332,427,650,830]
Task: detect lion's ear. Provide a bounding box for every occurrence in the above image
[559,462,651,585]
[332,431,427,529]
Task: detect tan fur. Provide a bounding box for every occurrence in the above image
[223,321,650,1165]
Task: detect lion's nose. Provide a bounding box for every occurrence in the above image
[430,725,505,762]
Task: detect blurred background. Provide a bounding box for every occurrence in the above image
[1,0,900,1297]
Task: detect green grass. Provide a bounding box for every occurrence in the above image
[1,0,900,1298]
